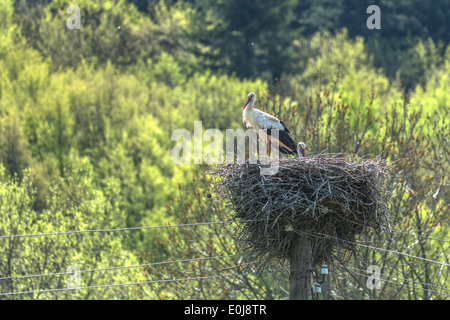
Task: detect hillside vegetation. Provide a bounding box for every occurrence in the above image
[0,0,448,299]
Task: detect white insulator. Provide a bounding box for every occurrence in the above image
[313,282,322,293]
[321,264,329,275]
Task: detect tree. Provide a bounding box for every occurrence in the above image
[191,0,301,79]
[0,112,31,179]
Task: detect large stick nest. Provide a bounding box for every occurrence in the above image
[211,154,391,265]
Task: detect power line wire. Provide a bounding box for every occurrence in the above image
[0,271,259,297]
[0,254,235,281]
[345,268,450,298]
[1,221,447,270]
[2,218,449,245]
[310,231,450,267]
[1,254,447,298]
[341,265,450,293]
[392,230,450,243]
[0,220,233,240]
[1,219,448,298]
[3,265,447,298]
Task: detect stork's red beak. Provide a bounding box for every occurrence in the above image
[301,149,305,157]
[243,97,251,110]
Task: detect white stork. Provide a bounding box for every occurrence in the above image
[297,142,306,158]
[242,92,296,155]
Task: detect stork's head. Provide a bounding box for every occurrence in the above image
[297,142,306,158]
[244,92,256,109]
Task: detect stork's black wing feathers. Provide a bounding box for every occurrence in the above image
[278,130,296,155]
[280,120,291,133]
[266,128,296,155]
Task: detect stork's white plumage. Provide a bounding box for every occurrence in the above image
[242,92,296,155]
[297,142,306,158]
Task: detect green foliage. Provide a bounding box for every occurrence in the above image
[0,111,31,178]
[0,157,148,299]
[290,30,391,99]
[145,173,289,299]
[0,0,14,30]
[299,0,450,89]
[0,0,448,300]
[398,39,450,90]
[191,0,301,79]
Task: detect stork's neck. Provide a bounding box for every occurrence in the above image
[244,99,255,111]
[242,99,256,127]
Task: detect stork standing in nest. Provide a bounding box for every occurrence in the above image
[242,92,296,156]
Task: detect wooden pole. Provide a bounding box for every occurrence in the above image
[289,232,312,300]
